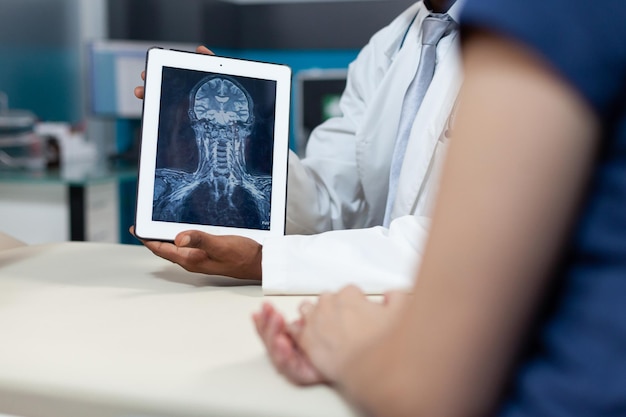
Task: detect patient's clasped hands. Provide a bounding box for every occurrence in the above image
[252,285,409,387]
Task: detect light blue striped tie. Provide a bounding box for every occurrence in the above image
[383,13,456,227]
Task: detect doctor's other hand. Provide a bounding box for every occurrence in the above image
[254,286,410,386]
[134,45,215,100]
[129,226,262,281]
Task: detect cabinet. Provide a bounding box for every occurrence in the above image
[0,166,137,245]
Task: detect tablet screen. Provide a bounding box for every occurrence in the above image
[154,67,277,230]
[135,49,291,242]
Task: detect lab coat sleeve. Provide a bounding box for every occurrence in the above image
[262,214,429,295]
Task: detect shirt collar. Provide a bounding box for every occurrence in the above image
[446,0,465,23]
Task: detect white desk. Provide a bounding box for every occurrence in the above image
[0,242,357,417]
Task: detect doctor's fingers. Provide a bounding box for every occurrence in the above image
[196,45,215,55]
[142,239,180,262]
[141,239,213,273]
[176,230,240,254]
[175,231,235,260]
[134,86,145,100]
[133,71,146,100]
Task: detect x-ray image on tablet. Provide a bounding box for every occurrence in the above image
[153,69,276,230]
[135,48,291,243]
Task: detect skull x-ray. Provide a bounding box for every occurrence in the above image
[152,67,277,230]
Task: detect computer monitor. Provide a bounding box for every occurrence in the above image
[295,68,348,156]
[88,40,197,119]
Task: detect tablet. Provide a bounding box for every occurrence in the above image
[134,48,292,243]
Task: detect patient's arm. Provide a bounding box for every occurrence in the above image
[299,31,600,417]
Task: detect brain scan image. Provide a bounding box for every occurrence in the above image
[151,69,276,230]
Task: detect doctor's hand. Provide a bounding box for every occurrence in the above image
[134,45,214,100]
[254,286,409,386]
[130,226,262,280]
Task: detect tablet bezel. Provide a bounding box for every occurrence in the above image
[134,48,291,243]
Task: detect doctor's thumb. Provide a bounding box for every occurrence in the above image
[177,231,217,250]
[175,231,202,248]
[175,234,191,248]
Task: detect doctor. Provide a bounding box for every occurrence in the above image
[134,0,463,294]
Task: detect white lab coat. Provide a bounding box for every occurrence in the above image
[262,1,463,294]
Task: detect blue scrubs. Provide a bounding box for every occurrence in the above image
[460,1,626,415]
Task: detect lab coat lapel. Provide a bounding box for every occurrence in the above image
[356,7,427,225]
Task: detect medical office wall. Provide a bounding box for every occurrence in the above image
[106,0,416,152]
[107,0,416,50]
[0,0,106,123]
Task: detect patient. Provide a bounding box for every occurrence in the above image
[254,0,626,415]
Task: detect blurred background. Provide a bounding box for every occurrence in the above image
[0,0,414,245]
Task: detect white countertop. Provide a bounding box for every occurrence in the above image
[0,242,356,417]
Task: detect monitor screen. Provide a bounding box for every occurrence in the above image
[295,69,347,156]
